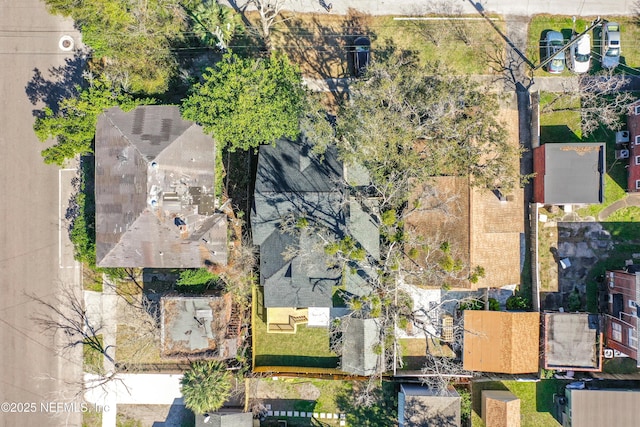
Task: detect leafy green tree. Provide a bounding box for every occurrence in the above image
[34,75,152,166]
[186,1,243,50]
[506,295,531,311]
[332,56,522,207]
[181,360,232,414]
[181,52,306,152]
[44,0,187,93]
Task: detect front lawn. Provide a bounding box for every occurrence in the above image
[268,11,504,78]
[472,380,565,427]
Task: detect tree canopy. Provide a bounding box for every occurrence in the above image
[44,0,189,94]
[330,57,522,206]
[181,360,232,414]
[181,52,306,152]
[34,74,152,166]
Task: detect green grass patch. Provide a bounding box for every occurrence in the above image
[82,408,102,427]
[603,357,640,374]
[83,335,104,374]
[528,15,640,76]
[252,291,338,368]
[373,16,504,74]
[472,380,565,427]
[539,91,582,142]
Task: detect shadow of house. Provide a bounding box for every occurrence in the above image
[95,105,227,268]
[398,384,461,427]
[543,312,603,372]
[251,139,379,334]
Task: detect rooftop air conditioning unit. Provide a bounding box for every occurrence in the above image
[616,149,630,159]
[604,348,614,358]
[616,131,630,143]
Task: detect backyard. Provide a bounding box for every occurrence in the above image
[471,380,566,427]
[252,287,339,370]
[537,90,640,312]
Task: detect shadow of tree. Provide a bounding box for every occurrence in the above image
[25,52,86,117]
[336,381,397,426]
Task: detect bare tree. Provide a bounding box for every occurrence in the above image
[247,0,287,52]
[542,70,635,136]
[483,38,534,91]
[30,284,115,366]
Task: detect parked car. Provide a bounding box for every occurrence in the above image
[352,36,370,77]
[568,33,591,73]
[545,31,565,74]
[600,22,621,69]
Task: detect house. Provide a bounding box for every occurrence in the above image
[543,313,603,372]
[398,384,461,427]
[195,411,253,427]
[160,295,240,359]
[604,267,640,366]
[251,139,379,333]
[95,105,227,268]
[404,176,524,290]
[482,390,520,427]
[626,99,640,192]
[463,311,539,374]
[533,142,605,204]
[562,387,640,426]
[340,317,382,376]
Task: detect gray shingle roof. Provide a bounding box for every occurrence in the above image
[542,143,605,204]
[398,384,461,427]
[95,106,227,268]
[252,139,380,308]
[340,317,381,376]
[195,412,253,427]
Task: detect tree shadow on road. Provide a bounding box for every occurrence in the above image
[25,52,86,117]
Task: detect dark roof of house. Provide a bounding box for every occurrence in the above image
[567,389,640,427]
[341,317,381,376]
[398,384,461,427]
[251,139,379,308]
[95,106,227,268]
[544,313,601,370]
[542,143,605,204]
[195,412,253,427]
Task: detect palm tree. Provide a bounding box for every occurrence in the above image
[181,360,232,414]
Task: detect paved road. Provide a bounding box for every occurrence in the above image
[227,0,636,16]
[0,1,83,426]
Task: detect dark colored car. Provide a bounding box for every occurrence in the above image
[352,36,371,77]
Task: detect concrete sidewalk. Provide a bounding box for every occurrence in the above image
[221,0,635,17]
[84,373,184,406]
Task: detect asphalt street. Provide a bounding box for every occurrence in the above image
[0,1,83,426]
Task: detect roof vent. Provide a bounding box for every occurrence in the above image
[151,161,158,169]
[150,199,158,207]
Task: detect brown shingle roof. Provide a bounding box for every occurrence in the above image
[463,311,539,374]
[482,390,520,427]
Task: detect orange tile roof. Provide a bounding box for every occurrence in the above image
[463,311,540,374]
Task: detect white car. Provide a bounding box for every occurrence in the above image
[569,34,591,73]
[600,22,621,69]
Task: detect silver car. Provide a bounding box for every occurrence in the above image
[601,22,621,69]
[545,31,565,74]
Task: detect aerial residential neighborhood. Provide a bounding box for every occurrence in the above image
[2,1,640,427]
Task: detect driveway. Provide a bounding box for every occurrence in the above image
[0,1,83,426]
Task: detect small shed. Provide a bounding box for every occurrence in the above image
[482,390,520,427]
